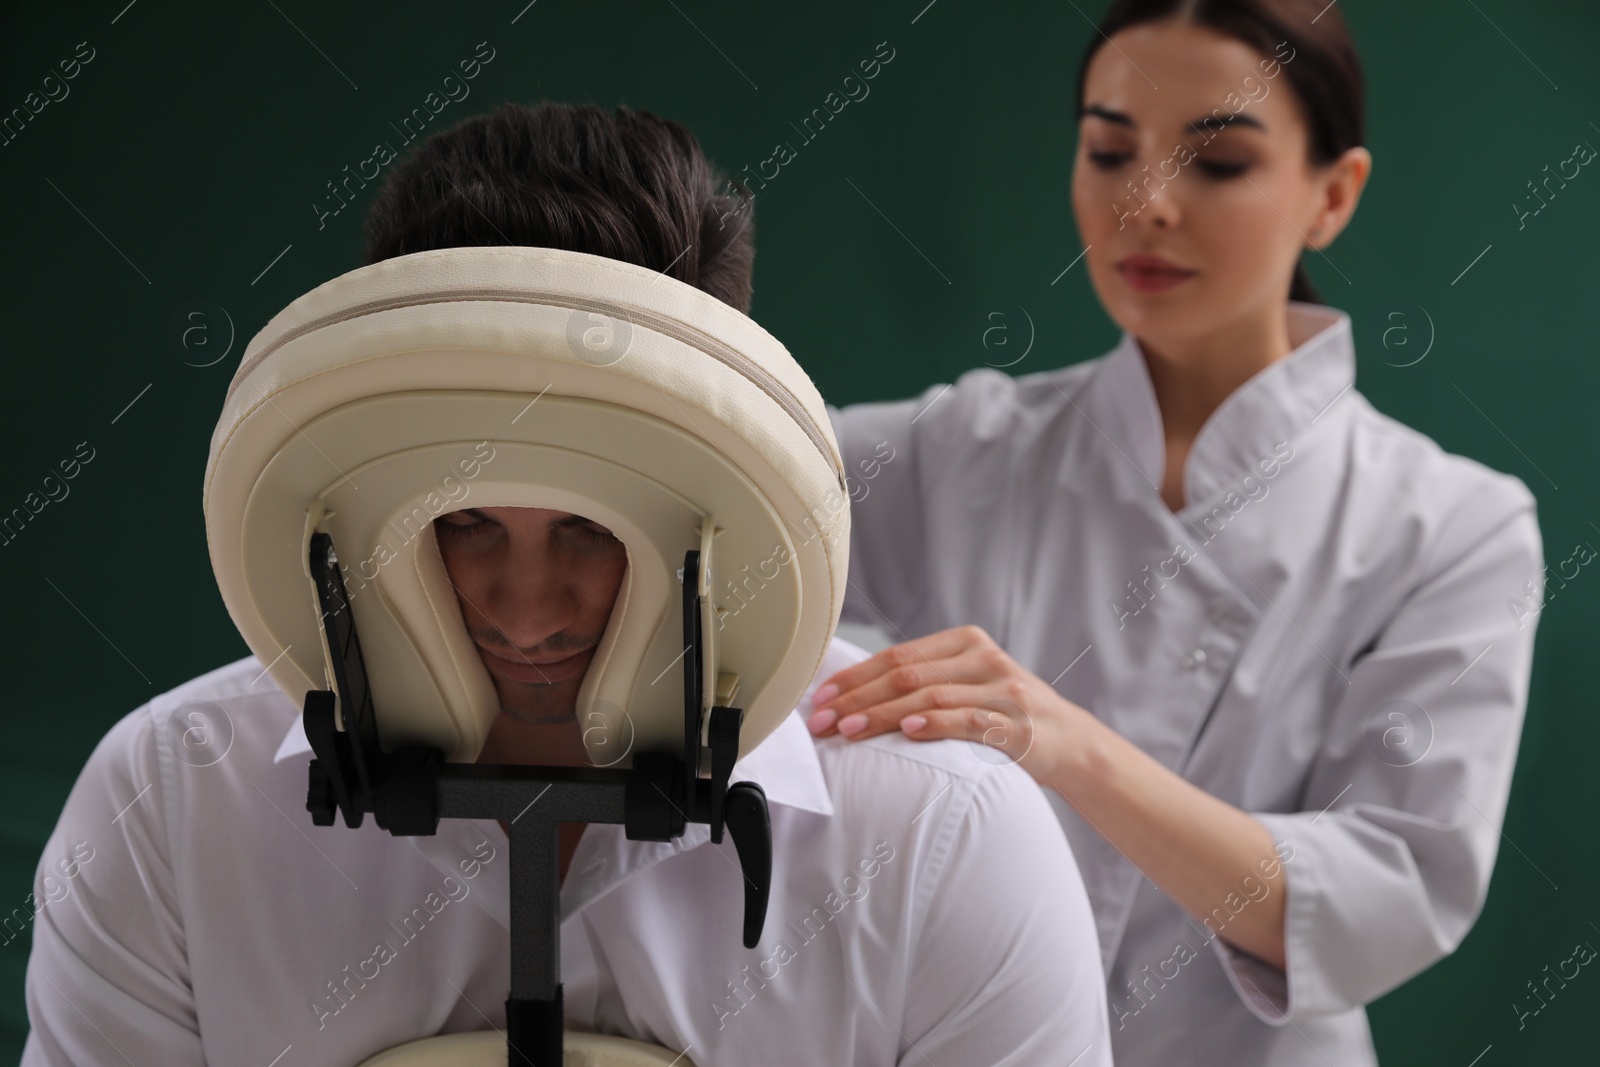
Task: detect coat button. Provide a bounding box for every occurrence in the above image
[1181,648,1207,670]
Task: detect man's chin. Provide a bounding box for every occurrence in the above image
[495,684,579,725]
[499,704,578,726]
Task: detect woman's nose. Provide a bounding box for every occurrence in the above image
[1137,173,1181,230]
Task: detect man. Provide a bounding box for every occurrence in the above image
[22,101,1111,1066]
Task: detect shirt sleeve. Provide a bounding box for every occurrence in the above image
[1212,478,1545,1023]
[825,368,1017,639]
[899,763,1114,1067]
[21,703,204,1066]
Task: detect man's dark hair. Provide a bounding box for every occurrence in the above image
[362,101,756,314]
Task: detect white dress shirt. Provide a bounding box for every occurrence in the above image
[826,300,1545,1066]
[21,636,1112,1066]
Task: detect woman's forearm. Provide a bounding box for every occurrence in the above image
[1051,713,1288,970]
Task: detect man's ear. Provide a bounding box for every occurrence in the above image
[1308,146,1372,249]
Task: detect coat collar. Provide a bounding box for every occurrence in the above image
[1083,301,1355,508]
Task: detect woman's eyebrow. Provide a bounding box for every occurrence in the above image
[1081,104,1134,126]
[1079,103,1267,135]
[1187,112,1267,135]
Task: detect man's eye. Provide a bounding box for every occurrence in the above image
[437,518,488,538]
[571,523,617,544]
[433,518,617,544]
[1087,150,1132,170]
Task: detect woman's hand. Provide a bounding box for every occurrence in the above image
[806,624,1092,783]
[811,624,1290,967]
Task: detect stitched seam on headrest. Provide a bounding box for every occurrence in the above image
[225,289,842,492]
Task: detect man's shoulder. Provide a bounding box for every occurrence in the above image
[813,724,1053,828]
[805,636,1058,834]
[152,653,293,710]
[84,654,300,790]
[43,655,304,906]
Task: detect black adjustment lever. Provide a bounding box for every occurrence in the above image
[724,781,772,949]
[304,689,359,828]
[303,533,381,830]
[679,546,772,948]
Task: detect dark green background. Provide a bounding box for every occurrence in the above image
[2,1,1595,1062]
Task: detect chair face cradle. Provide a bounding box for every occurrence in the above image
[206,245,850,769]
[203,246,851,1066]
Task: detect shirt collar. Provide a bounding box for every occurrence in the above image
[272,690,835,817]
[1083,300,1354,507]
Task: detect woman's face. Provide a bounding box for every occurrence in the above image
[1071,20,1356,351]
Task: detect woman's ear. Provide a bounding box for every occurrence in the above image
[1307,146,1372,249]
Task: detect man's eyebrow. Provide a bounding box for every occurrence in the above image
[445,509,593,526]
[1079,103,1267,135]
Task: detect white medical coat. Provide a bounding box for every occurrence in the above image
[21,637,1112,1066]
[825,301,1545,1066]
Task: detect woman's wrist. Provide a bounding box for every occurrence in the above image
[1048,703,1122,806]
[1044,706,1290,969]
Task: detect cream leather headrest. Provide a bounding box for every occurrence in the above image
[203,245,849,765]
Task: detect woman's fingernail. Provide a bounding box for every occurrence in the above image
[901,715,926,734]
[812,683,839,707]
[807,709,837,733]
[837,714,868,737]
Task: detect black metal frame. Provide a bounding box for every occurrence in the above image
[299,531,772,1067]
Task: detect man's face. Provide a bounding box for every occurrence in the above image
[432,506,628,725]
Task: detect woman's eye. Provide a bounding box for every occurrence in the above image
[1087,150,1132,170]
[1197,159,1250,178]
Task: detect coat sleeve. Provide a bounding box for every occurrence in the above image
[20,704,205,1066]
[825,368,1018,640]
[825,390,939,637]
[1212,477,1546,1023]
[899,763,1114,1067]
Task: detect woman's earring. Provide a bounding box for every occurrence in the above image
[1309,226,1323,245]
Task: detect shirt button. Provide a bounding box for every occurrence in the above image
[1181,648,1207,670]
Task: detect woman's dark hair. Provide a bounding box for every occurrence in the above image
[1075,0,1365,305]
[362,101,757,314]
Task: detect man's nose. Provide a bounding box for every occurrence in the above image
[480,545,577,651]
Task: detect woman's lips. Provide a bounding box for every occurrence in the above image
[1116,256,1197,294]
[480,645,594,684]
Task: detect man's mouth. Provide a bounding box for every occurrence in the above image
[480,645,594,683]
